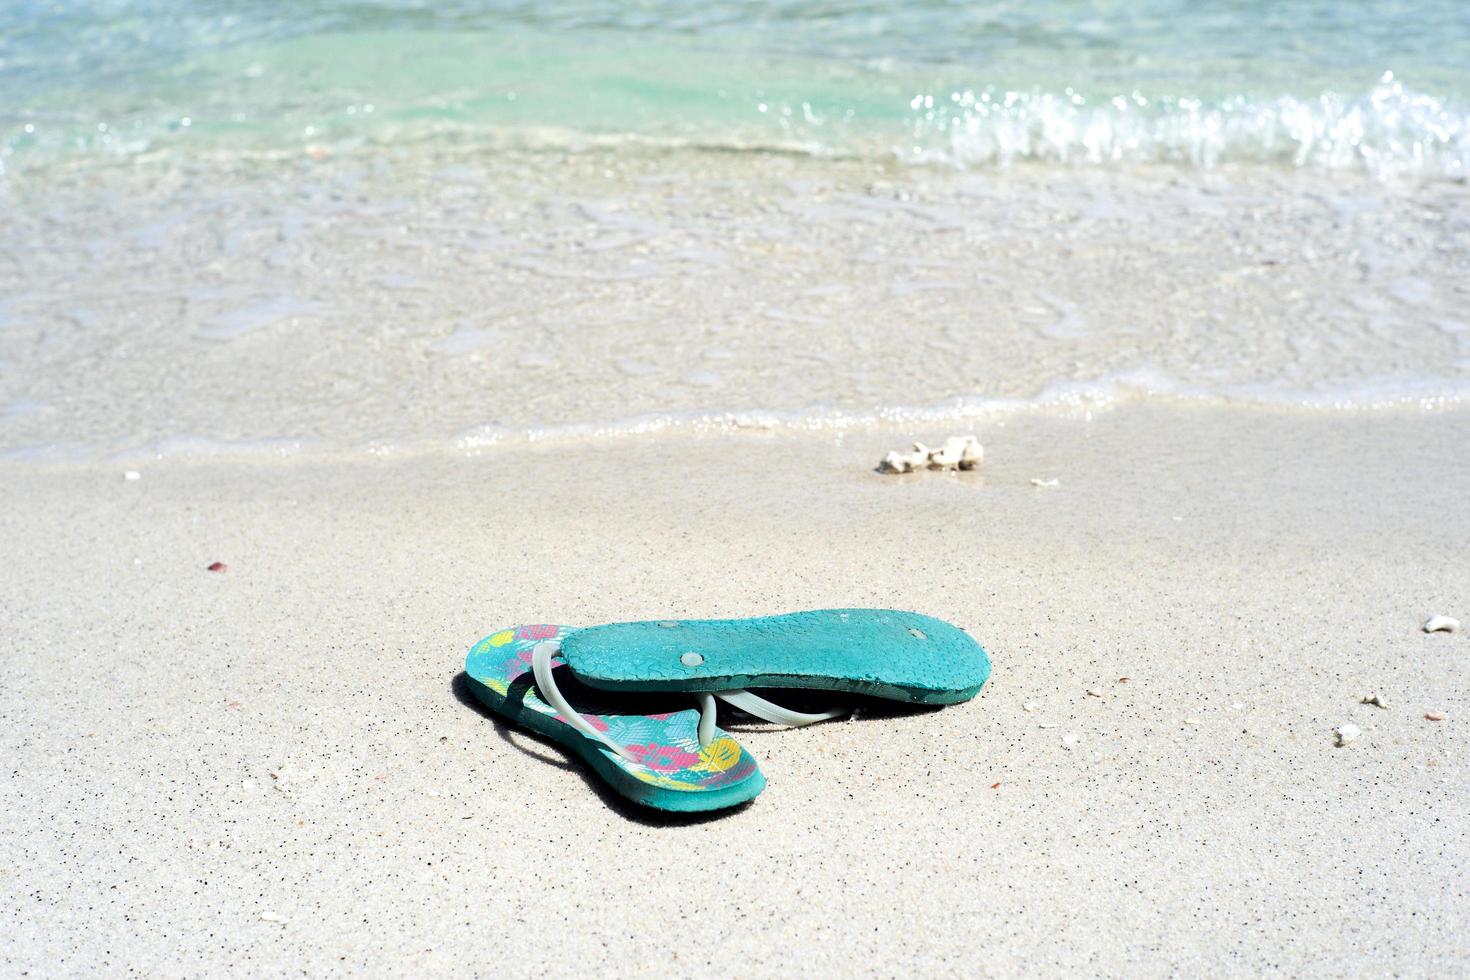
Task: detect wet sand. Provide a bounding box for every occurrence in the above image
[4,150,1470,458]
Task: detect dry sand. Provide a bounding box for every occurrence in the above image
[3,404,1467,975]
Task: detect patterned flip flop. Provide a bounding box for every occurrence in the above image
[465,624,766,812]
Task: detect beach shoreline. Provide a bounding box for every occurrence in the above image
[4,146,1469,462]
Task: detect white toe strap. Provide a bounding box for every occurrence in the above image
[695,693,717,748]
[531,640,638,762]
[533,640,846,763]
[715,690,848,727]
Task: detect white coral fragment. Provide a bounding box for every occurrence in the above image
[1333,723,1361,747]
[928,436,978,471]
[957,436,984,471]
[1423,615,1459,633]
[879,447,929,473]
[878,435,983,474]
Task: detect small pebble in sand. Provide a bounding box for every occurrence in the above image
[1030,478,1060,487]
[1022,701,1039,712]
[1423,615,1459,633]
[1360,694,1387,709]
[207,561,227,573]
[1334,723,1361,747]
[123,470,141,481]
[1117,677,1130,683]
[1038,722,1058,729]
[1425,711,1446,721]
[1085,688,1104,698]
[879,435,982,474]
[990,782,1002,789]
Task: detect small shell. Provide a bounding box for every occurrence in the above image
[879,435,982,473]
[927,437,969,470]
[1360,694,1387,709]
[878,451,908,473]
[1425,711,1446,722]
[957,436,984,471]
[1022,701,1039,712]
[879,449,925,474]
[1333,723,1361,747]
[1030,478,1060,487]
[1423,615,1460,633]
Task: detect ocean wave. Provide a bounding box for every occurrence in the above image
[897,73,1470,179]
[5,47,1468,183]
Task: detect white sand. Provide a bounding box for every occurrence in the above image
[3,405,1467,975]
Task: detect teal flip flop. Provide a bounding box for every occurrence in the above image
[465,624,766,812]
[558,608,991,730]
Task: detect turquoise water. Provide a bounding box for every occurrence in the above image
[4,1,1470,175]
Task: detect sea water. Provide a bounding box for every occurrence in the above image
[2,1,1469,457]
[5,0,1469,177]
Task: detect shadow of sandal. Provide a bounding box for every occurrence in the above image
[450,671,754,826]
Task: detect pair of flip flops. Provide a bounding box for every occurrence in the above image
[464,609,991,812]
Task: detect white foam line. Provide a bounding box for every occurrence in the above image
[6,370,1470,465]
[453,370,1470,450]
